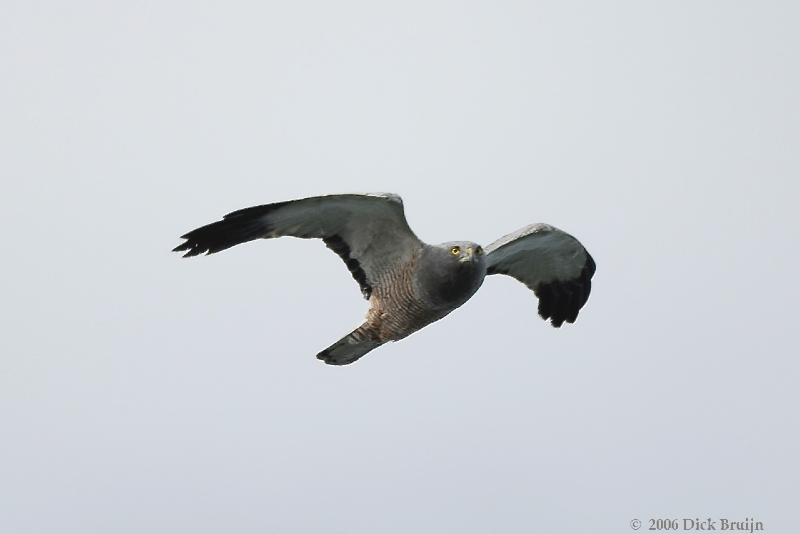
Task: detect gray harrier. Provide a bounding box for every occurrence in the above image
[174,193,595,365]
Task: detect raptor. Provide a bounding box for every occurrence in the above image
[174,193,596,365]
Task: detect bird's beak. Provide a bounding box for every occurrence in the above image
[459,247,474,263]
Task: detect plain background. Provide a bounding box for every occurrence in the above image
[2,1,798,533]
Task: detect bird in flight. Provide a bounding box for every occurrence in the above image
[174,193,595,365]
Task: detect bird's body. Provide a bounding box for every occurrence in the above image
[174,193,595,365]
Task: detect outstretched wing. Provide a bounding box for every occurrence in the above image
[173,193,421,299]
[485,223,596,327]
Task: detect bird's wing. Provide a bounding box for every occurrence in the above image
[173,193,421,299]
[484,223,596,327]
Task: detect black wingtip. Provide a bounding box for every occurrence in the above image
[536,252,596,327]
[172,242,191,253]
[172,213,274,258]
[171,238,210,258]
[172,202,292,259]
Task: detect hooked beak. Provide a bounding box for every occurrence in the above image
[459,247,474,263]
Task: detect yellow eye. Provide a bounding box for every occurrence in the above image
[450,246,461,256]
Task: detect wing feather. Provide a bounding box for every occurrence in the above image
[173,193,421,299]
[485,223,595,327]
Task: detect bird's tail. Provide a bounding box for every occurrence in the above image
[317,324,384,365]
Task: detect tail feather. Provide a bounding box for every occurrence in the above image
[317,325,384,365]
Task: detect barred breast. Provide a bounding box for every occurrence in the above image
[365,254,449,342]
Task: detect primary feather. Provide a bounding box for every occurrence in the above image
[485,224,596,327]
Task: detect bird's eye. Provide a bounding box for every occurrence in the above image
[450,246,461,256]
[475,246,483,255]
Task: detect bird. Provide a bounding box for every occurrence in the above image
[173,193,596,365]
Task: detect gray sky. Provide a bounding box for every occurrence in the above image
[1,1,798,533]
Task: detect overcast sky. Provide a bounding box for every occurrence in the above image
[1,1,798,533]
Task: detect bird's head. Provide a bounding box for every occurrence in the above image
[417,241,487,305]
[436,241,485,266]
